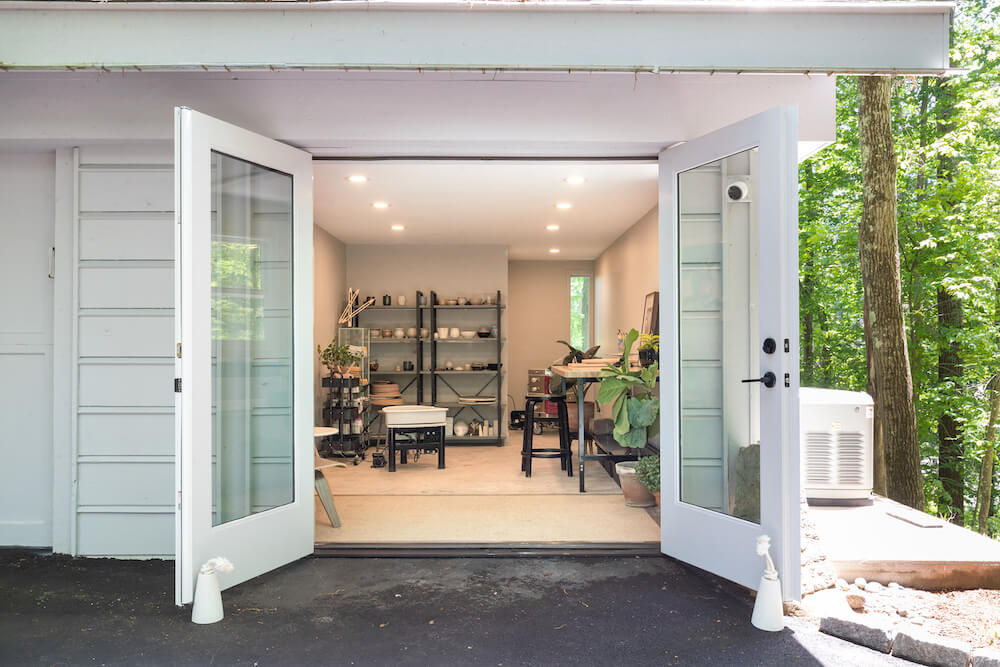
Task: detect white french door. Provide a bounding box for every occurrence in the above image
[659,106,801,597]
[174,108,314,606]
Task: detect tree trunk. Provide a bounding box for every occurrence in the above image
[857,76,924,510]
[975,379,999,534]
[937,287,963,524]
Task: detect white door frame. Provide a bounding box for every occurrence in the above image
[658,106,801,598]
[174,107,314,606]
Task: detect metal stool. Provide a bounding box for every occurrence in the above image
[521,394,572,477]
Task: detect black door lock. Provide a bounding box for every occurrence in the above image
[762,338,777,354]
[742,372,777,388]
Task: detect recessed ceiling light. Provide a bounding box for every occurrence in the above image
[347,174,368,184]
[391,224,405,231]
[546,224,560,231]
[372,202,390,209]
[549,248,560,254]
[565,176,586,185]
[555,202,572,210]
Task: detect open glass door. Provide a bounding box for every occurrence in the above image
[659,106,801,597]
[174,108,314,605]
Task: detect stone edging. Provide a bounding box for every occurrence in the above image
[819,614,1000,667]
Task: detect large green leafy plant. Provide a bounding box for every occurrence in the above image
[597,328,659,449]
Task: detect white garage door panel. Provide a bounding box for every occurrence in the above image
[76,513,174,556]
[79,217,174,261]
[77,461,173,507]
[78,412,174,457]
[250,461,294,510]
[79,314,174,358]
[250,412,292,458]
[79,362,174,407]
[79,169,173,213]
[79,265,173,309]
[0,350,52,546]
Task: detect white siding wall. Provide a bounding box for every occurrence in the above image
[71,145,175,557]
[0,152,55,547]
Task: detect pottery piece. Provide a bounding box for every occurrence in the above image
[382,294,391,306]
[457,297,468,306]
[460,330,476,339]
[464,363,472,370]
[449,327,461,338]
[406,327,417,338]
[393,328,405,339]
[445,360,454,370]
[420,328,429,339]
[398,295,407,306]
[437,327,449,339]
[382,328,393,339]
[453,421,469,437]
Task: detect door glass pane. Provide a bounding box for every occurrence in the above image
[677,147,760,524]
[211,150,294,526]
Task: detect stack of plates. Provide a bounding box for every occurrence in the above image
[457,395,496,405]
[371,382,403,406]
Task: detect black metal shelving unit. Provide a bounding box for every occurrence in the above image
[320,375,365,460]
[428,289,504,446]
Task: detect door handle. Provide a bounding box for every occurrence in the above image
[742,372,776,388]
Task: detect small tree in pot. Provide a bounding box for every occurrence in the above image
[318,341,362,378]
[597,328,659,507]
[635,454,660,506]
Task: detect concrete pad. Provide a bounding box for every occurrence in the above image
[973,648,1000,667]
[809,495,1000,590]
[820,613,896,653]
[892,627,973,667]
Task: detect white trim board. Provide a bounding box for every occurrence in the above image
[0,3,951,74]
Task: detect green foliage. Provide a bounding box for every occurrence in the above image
[801,0,1000,535]
[317,341,361,376]
[597,328,659,449]
[569,275,591,350]
[639,333,659,351]
[635,455,660,493]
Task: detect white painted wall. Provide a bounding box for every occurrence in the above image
[507,260,594,411]
[314,227,347,424]
[0,151,54,547]
[0,71,835,158]
[594,206,659,355]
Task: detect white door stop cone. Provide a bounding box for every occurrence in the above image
[751,535,784,632]
[192,557,234,624]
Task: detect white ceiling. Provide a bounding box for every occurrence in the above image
[313,160,659,261]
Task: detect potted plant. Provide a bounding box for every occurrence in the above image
[638,333,658,368]
[317,341,362,378]
[635,454,660,506]
[597,328,659,507]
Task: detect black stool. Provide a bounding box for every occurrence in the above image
[521,394,572,477]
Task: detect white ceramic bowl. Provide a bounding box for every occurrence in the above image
[460,330,476,339]
[453,421,469,437]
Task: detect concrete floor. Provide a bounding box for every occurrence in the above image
[809,496,1000,589]
[1,550,918,666]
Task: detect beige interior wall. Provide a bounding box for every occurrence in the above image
[594,206,659,355]
[507,260,595,412]
[345,244,509,434]
[314,225,347,424]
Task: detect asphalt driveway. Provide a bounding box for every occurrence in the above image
[0,551,914,666]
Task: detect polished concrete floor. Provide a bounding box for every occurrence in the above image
[315,434,660,544]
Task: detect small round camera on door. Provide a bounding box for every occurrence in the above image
[727,180,750,202]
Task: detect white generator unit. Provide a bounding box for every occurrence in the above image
[799,387,874,502]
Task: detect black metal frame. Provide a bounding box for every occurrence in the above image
[387,425,446,472]
[320,375,365,459]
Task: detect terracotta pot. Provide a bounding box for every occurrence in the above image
[654,491,661,507]
[615,461,656,507]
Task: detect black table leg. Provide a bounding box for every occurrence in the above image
[578,379,586,492]
[437,426,445,469]
[388,428,396,472]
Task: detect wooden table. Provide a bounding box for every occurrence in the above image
[550,363,632,493]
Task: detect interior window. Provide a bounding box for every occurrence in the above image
[569,275,591,350]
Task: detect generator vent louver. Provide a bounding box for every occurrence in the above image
[800,388,874,501]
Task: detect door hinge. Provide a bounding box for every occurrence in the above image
[174,378,182,393]
[176,342,182,358]
[176,490,182,510]
[784,373,791,388]
[783,338,790,353]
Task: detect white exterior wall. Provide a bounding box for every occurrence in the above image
[0,152,55,547]
[55,144,176,557]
